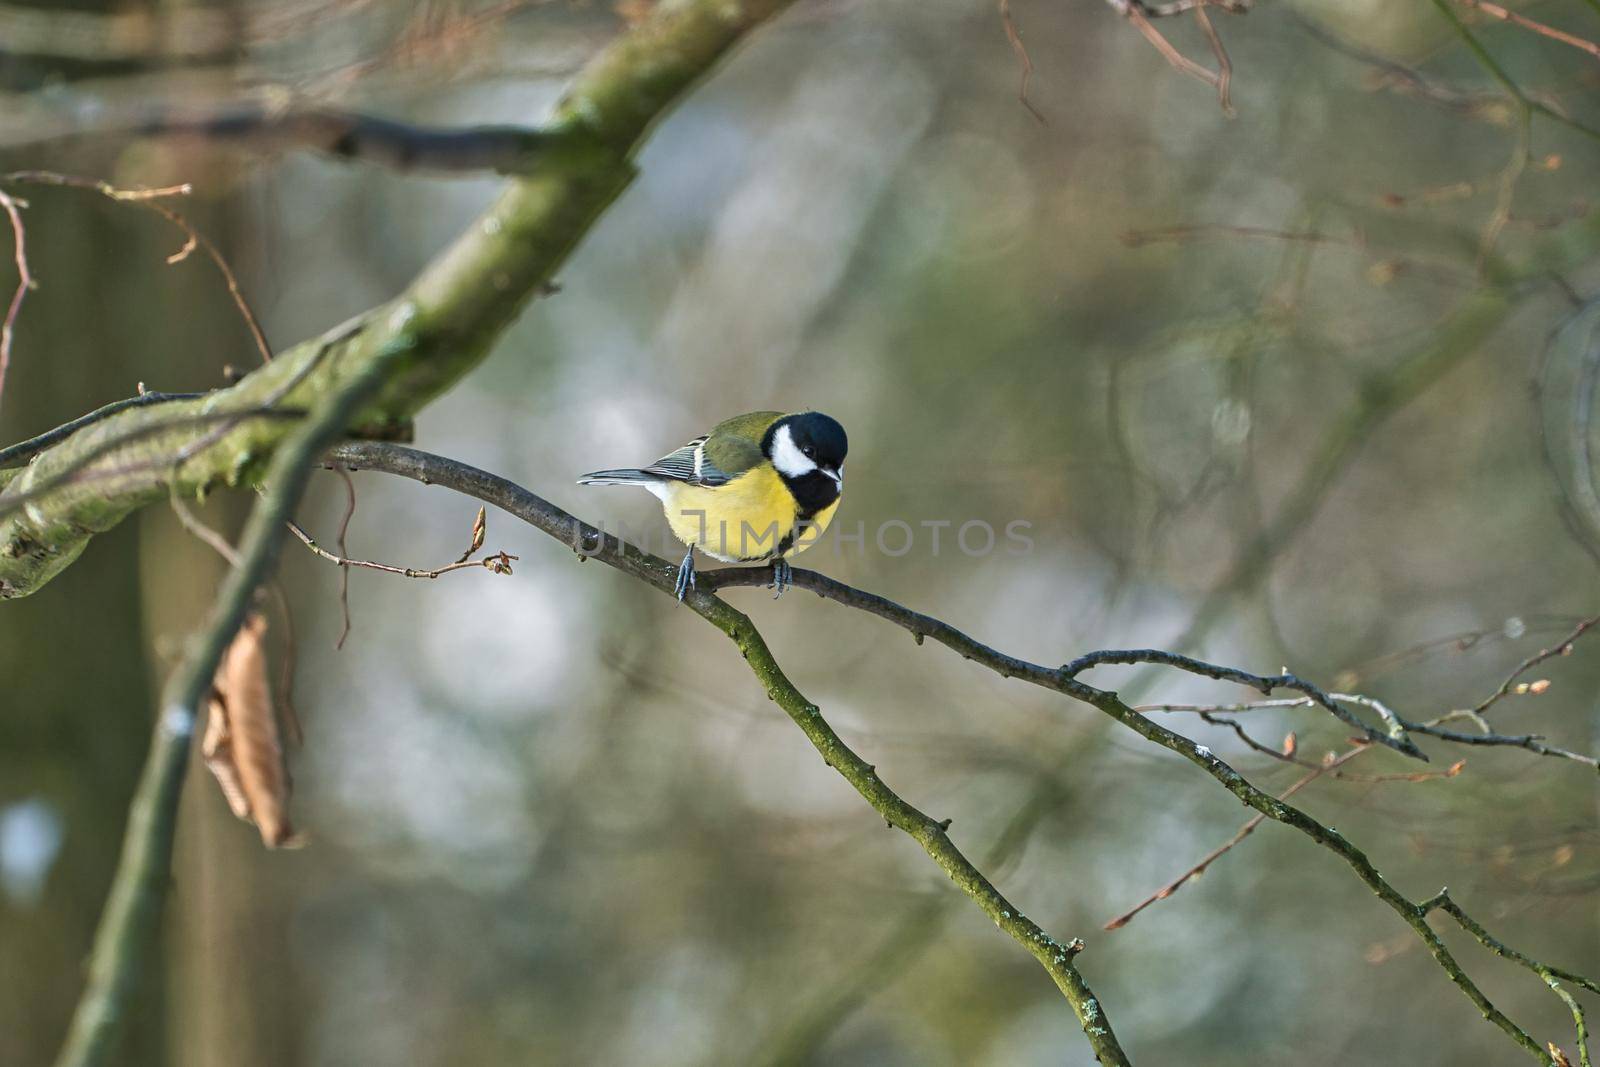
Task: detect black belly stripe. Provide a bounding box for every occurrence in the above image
[737,472,836,563]
[737,527,796,563]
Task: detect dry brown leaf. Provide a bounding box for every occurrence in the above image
[1282,732,1297,758]
[1548,1042,1573,1067]
[203,613,300,848]
[201,694,251,821]
[1553,843,1575,867]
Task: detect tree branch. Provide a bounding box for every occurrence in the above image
[1062,647,1425,758]
[51,106,564,176]
[327,441,1132,1065]
[0,186,33,413]
[333,439,1598,1065]
[284,512,516,579]
[1423,890,1597,1067]
[0,0,803,601]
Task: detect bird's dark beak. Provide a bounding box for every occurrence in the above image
[824,465,843,488]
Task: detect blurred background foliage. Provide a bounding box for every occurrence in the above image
[2,0,1599,1064]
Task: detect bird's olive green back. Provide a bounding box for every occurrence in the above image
[702,410,784,476]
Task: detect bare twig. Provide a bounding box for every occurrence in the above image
[1400,720,1599,770]
[1139,679,1598,770]
[996,0,1047,124]
[0,188,34,414]
[1423,890,1596,1066]
[1452,0,1600,63]
[1125,3,1222,92]
[0,317,355,548]
[285,494,516,650]
[333,467,357,650]
[168,486,242,568]
[1,172,272,364]
[1336,615,1589,688]
[1105,0,1247,114]
[1294,13,1507,117]
[1191,2,1234,116]
[1063,647,1426,758]
[1471,615,1600,716]
[1121,224,1360,248]
[1105,745,1369,929]
[285,513,515,581]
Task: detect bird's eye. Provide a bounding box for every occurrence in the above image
[802,446,815,458]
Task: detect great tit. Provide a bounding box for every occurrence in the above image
[578,411,847,599]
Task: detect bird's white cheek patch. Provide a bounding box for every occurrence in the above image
[771,424,816,478]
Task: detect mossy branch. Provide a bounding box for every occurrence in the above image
[0,0,800,601]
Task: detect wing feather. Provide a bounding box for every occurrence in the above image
[643,435,737,487]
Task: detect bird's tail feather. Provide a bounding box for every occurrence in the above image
[576,468,661,486]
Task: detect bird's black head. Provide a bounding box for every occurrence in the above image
[763,412,848,515]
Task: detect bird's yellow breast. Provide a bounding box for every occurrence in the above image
[660,467,838,563]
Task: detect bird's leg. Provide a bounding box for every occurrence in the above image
[674,546,697,602]
[771,558,791,599]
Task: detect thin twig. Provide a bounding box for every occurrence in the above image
[1424,890,1595,1066]
[168,485,242,567]
[1336,615,1589,687]
[1198,712,1321,767]
[0,188,32,414]
[284,515,515,580]
[0,318,355,538]
[997,0,1047,124]
[1192,1,1234,116]
[333,467,357,650]
[1139,684,1598,770]
[1063,647,1426,758]
[1121,224,1360,247]
[1125,3,1222,92]
[1472,615,1600,716]
[1452,0,1600,62]
[2,171,272,364]
[1104,745,1369,929]
[1091,611,1600,924]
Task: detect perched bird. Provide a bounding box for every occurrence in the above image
[578,411,847,600]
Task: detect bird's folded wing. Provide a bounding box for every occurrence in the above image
[643,435,736,486]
